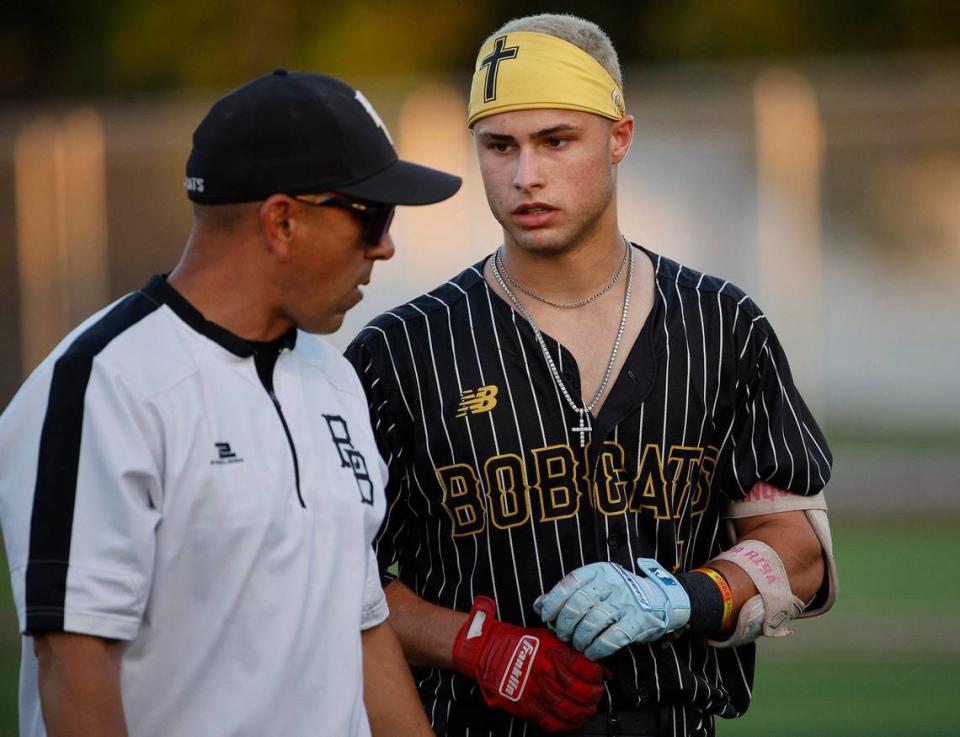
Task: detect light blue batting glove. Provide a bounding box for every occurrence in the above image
[533,558,691,661]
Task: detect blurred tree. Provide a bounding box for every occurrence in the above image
[636,0,960,59]
[108,0,304,91]
[1,0,959,99]
[1,0,118,98]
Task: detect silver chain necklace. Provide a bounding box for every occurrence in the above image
[491,239,634,447]
[495,242,628,309]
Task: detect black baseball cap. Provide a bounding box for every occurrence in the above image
[185,68,462,205]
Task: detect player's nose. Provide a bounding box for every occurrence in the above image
[513,146,545,192]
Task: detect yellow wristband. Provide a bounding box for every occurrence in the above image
[693,566,734,631]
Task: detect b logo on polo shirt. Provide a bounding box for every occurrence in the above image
[323,415,374,506]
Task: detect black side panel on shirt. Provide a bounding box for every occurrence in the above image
[25,292,161,632]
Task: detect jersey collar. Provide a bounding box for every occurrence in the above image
[141,274,298,358]
[469,244,659,428]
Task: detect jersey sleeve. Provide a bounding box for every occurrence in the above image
[1,357,162,640]
[713,301,832,501]
[344,335,417,586]
[360,545,389,630]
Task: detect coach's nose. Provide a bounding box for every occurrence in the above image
[367,231,395,261]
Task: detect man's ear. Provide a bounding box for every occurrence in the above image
[610,114,634,165]
[259,195,298,261]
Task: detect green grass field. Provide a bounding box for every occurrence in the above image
[0,516,957,736]
[718,516,960,737]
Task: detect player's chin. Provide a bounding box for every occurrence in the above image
[509,226,575,255]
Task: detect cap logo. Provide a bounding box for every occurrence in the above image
[355,90,393,144]
[184,176,204,193]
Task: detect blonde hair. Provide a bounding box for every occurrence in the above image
[485,13,622,90]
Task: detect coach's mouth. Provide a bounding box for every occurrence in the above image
[350,276,370,299]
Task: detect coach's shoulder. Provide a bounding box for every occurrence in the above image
[296,332,366,396]
[53,293,197,402]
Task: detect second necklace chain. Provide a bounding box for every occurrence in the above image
[495,241,629,310]
[491,239,634,447]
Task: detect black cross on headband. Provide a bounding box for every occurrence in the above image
[480,36,519,102]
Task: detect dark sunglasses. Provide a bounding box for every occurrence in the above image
[292,195,395,246]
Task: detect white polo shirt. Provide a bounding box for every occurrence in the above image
[0,275,388,737]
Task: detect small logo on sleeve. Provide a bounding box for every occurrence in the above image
[211,442,243,464]
[456,385,499,417]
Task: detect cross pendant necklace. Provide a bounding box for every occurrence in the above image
[490,239,634,451]
[571,410,592,448]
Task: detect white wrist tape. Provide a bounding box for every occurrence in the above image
[722,487,838,619]
[724,483,827,517]
[707,595,765,649]
[706,540,804,648]
[716,539,804,637]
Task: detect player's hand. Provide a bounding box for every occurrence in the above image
[534,559,691,661]
[452,596,605,732]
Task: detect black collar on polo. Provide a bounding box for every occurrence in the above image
[142,275,297,358]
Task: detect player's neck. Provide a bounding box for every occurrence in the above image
[499,225,626,302]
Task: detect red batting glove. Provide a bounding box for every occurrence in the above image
[452,596,605,732]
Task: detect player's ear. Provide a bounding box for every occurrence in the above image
[609,115,634,165]
[259,195,297,262]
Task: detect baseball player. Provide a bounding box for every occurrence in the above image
[0,69,461,737]
[345,14,838,737]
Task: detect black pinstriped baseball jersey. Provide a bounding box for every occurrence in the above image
[345,245,832,737]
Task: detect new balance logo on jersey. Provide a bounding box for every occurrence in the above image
[323,415,374,505]
[211,442,243,465]
[456,385,498,417]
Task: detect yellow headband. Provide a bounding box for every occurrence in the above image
[467,31,625,127]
